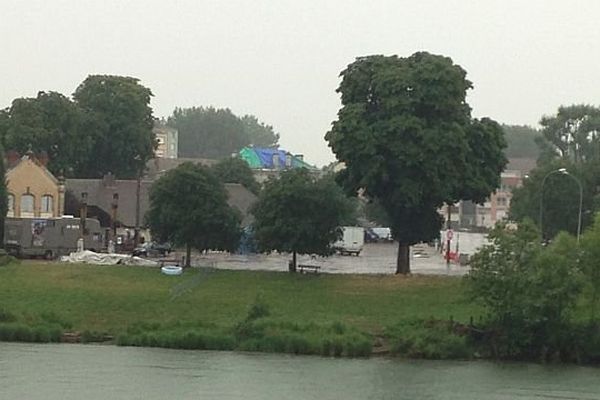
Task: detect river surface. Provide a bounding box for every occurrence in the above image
[1,343,598,399]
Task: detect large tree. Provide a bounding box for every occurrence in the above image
[145,162,241,267]
[73,75,155,178]
[251,169,355,272]
[502,124,541,159]
[168,107,280,159]
[212,156,261,195]
[326,52,506,274]
[240,114,279,148]
[538,105,600,165]
[0,91,96,177]
[510,160,594,240]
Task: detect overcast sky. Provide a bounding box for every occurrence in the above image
[2,0,600,166]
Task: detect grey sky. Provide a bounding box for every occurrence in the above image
[2,0,600,166]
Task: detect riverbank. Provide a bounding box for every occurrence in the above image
[0,261,485,357]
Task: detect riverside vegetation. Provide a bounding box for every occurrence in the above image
[2,215,600,364]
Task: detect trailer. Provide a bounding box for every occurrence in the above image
[4,217,105,259]
[333,226,364,256]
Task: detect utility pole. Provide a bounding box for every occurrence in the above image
[134,177,141,247]
[446,203,451,272]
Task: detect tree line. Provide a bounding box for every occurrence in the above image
[0,76,280,179]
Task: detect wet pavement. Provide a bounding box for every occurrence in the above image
[186,232,488,276]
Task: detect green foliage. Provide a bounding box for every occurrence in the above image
[73,75,155,178]
[251,169,356,266]
[539,104,600,165]
[502,124,541,159]
[213,157,261,194]
[0,76,156,179]
[387,319,472,359]
[467,222,583,360]
[168,107,279,159]
[0,92,95,177]
[510,161,591,239]
[578,213,600,321]
[0,323,62,343]
[146,162,242,255]
[326,52,506,273]
[240,114,280,147]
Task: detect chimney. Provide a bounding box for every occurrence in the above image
[103,172,116,188]
[6,150,20,168]
[37,150,49,167]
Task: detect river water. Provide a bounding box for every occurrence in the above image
[1,343,598,399]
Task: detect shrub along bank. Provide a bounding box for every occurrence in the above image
[1,259,599,362]
[0,261,477,358]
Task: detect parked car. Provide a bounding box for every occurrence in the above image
[370,227,393,242]
[132,241,172,257]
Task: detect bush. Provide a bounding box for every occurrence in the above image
[387,319,472,360]
[466,222,583,360]
[0,323,62,343]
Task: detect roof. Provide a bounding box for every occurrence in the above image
[65,176,257,228]
[506,157,537,175]
[144,157,218,180]
[7,152,60,186]
[239,147,316,170]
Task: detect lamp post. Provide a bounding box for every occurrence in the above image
[539,168,583,242]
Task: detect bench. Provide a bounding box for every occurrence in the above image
[297,264,321,274]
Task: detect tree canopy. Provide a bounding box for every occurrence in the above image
[145,162,241,267]
[212,156,261,195]
[509,105,600,238]
[168,106,279,159]
[73,75,155,178]
[0,75,156,179]
[251,169,355,272]
[502,124,541,159]
[0,91,95,177]
[326,52,506,273]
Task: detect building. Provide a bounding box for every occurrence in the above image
[458,158,535,228]
[238,147,319,183]
[64,174,258,244]
[6,152,65,219]
[153,121,178,159]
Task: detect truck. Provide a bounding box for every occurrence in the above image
[333,226,364,256]
[4,217,105,259]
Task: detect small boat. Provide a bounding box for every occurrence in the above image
[161,265,183,276]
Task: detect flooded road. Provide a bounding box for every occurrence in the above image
[188,232,488,276]
[1,343,598,400]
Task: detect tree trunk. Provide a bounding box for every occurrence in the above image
[396,242,410,274]
[185,244,192,268]
[289,251,297,273]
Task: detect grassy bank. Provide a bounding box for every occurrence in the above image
[0,261,481,356]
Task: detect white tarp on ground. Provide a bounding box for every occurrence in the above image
[60,250,159,266]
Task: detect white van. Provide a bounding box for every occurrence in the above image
[333,226,364,256]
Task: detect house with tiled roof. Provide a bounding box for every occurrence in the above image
[6,151,65,219]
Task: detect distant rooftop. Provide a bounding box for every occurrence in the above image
[239,147,316,170]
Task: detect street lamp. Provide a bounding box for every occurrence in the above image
[539,168,583,242]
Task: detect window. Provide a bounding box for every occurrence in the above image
[41,195,53,214]
[7,194,15,216]
[20,194,35,215]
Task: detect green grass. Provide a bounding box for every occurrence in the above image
[0,261,483,356]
